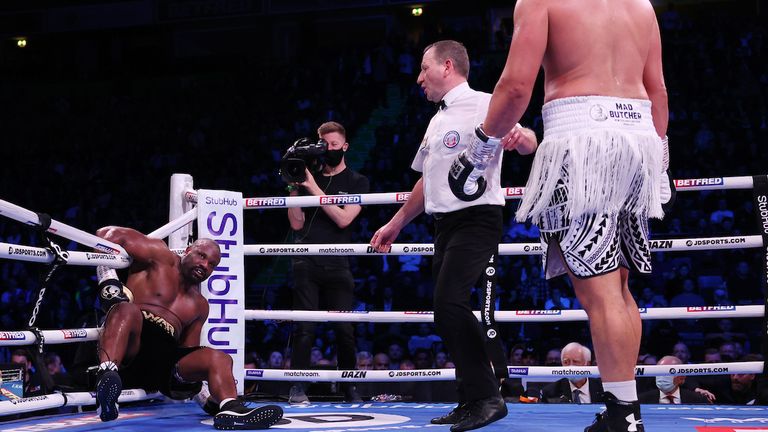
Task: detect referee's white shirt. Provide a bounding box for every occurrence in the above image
[411,82,504,215]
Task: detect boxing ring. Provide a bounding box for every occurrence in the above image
[0,173,767,431]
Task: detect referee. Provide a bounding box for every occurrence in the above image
[370,40,536,432]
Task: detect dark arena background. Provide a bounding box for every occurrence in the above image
[0,0,767,431]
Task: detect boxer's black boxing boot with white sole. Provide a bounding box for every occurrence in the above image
[584,392,644,432]
[95,370,122,422]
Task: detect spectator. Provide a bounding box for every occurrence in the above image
[709,198,735,225]
[638,356,710,404]
[372,353,390,370]
[692,355,766,405]
[544,287,572,310]
[711,288,734,306]
[672,342,692,364]
[407,323,442,355]
[508,344,525,365]
[387,342,406,370]
[670,278,706,307]
[44,352,71,387]
[267,351,284,369]
[413,348,434,369]
[703,348,722,363]
[726,261,761,304]
[310,347,324,366]
[356,351,373,370]
[521,347,540,366]
[719,341,739,362]
[544,349,562,366]
[435,351,450,369]
[540,342,603,404]
[11,349,43,397]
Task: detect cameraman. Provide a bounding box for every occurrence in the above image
[286,121,369,404]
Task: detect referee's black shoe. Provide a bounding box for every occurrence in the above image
[430,402,469,424]
[450,396,507,431]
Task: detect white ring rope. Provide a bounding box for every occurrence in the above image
[0,241,132,268]
[0,305,760,348]
[0,389,162,417]
[244,361,762,383]
[245,306,764,323]
[182,176,755,209]
[0,203,196,268]
[245,235,761,256]
[0,328,100,346]
[147,207,198,240]
[0,198,128,257]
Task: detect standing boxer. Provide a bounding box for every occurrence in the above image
[471,1,671,430]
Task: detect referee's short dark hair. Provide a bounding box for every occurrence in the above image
[423,40,470,78]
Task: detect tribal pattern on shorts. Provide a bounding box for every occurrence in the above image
[536,165,652,279]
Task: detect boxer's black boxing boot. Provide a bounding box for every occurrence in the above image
[95,369,122,422]
[584,392,644,432]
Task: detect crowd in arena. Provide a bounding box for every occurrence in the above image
[1,2,766,404]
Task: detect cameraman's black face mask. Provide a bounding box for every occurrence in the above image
[325,149,345,167]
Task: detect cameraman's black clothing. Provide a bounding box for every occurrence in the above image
[291,167,369,372]
[293,167,369,269]
[292,262,356,370]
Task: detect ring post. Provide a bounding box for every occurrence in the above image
[751,175,768,378]
[196,189,245,394]
[169,173,194,247]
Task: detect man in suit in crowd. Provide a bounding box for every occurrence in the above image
[541,342,604,403]
[639,355,710,404]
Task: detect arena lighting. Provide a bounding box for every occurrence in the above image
[16,38,27,48]
[411,6,423,17]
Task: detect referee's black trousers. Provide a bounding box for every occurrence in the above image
[433,204,503,402]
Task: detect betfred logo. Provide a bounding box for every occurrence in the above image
[246,370,264,377]
[687,306,736,312]
[0,331,26,341]
[516,310,562,315]
[245,197,286,207]
[396,193,410,202]
[504,187,525,197]
[61,329,88,339]
[94,243,121,255]
[508,367,529,376]
[674,178,724,187]
[404,311,434,315]
[320,195,361,205]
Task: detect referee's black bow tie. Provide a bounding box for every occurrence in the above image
[436,100,447,110]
